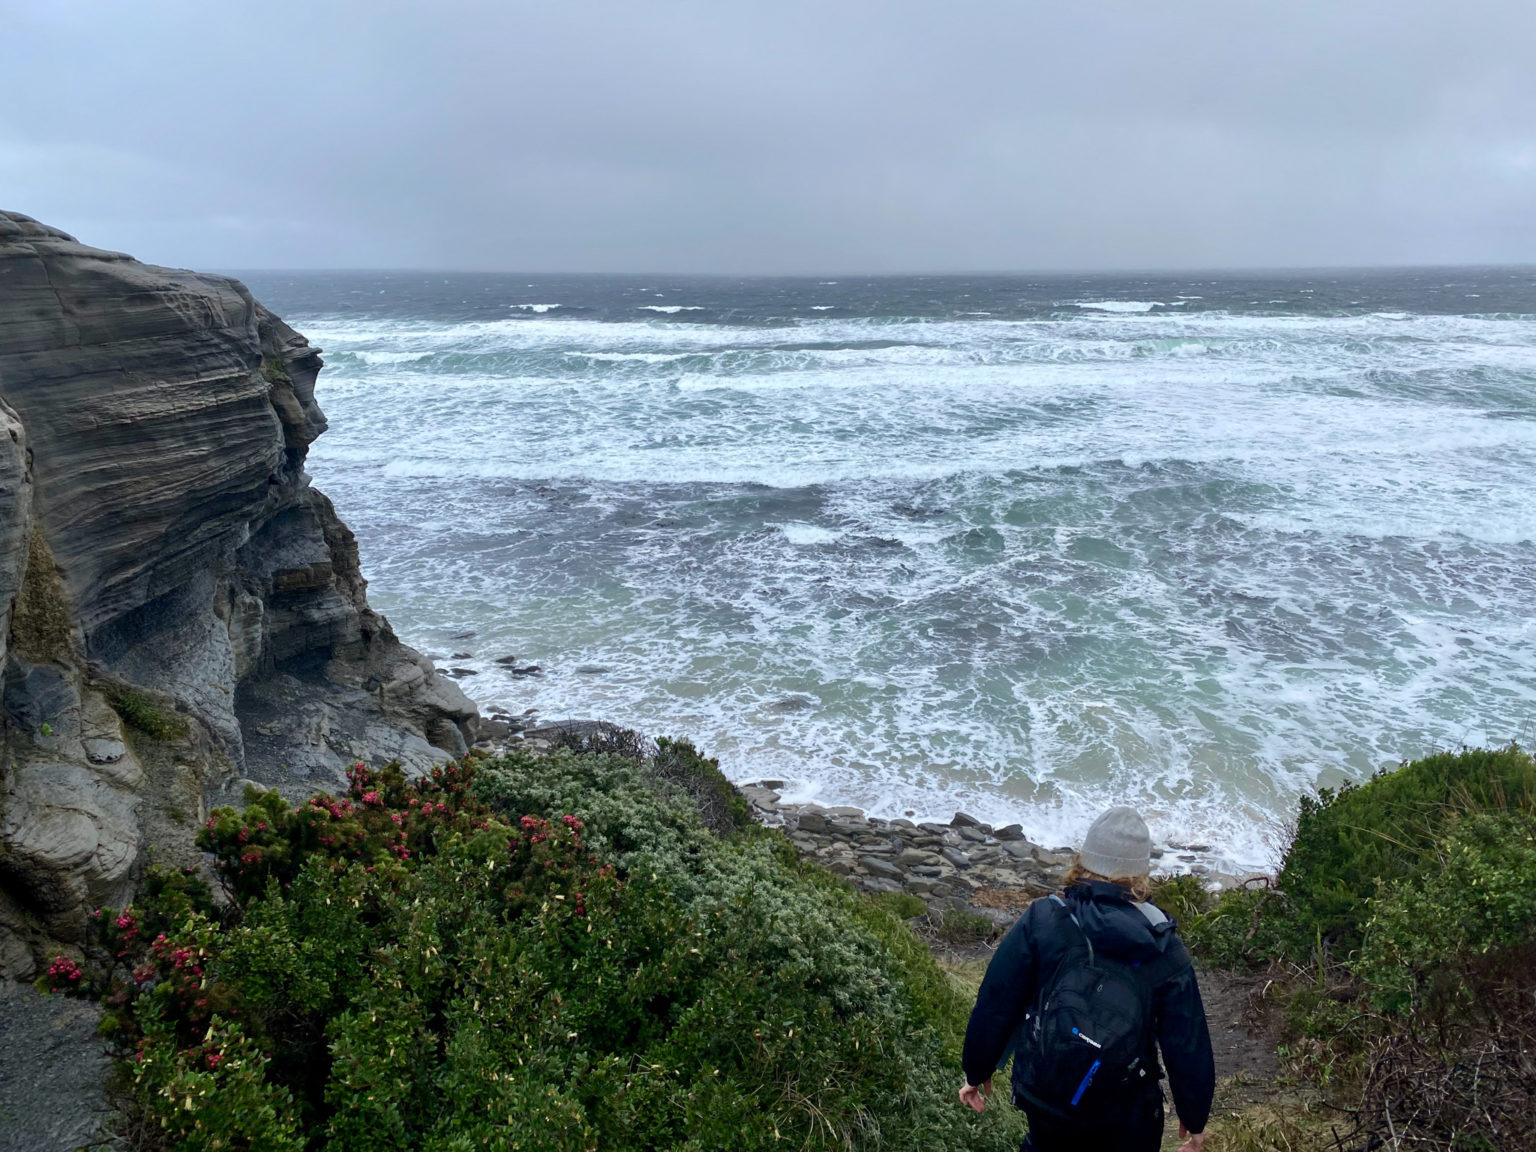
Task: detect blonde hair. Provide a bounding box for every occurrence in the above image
[1063,855,1152,902]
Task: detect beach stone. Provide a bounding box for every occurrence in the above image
[929,882,956,899]
[862,857,904,881]
[951,812,984,829]
[903,877,936,896]
[1000,840,1034,860]
[994,824,1026,841]
[957,825,987,844]
[940,846,972,869]
[826,806,863,818]
[890,818,917,829]
[797,811,829,834]
[897,847,936,867]
[861,877,903,895]
[910,864,944,879]
[825,859,853,876]
[975,907,1019,930]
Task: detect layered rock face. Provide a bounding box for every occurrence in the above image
[0,211,478,976]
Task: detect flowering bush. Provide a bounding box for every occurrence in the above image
[197,759,497,902]
[57,751,1020,1151]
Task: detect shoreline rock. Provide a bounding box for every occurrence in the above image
[741,783,1074,916]
[741,782,1264,922]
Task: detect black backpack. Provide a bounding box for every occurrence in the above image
[1013,895,1170,1123]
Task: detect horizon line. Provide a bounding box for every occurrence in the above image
[216,261,1536,280]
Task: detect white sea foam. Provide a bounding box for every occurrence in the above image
[297,294,1536,867]
[508,303,561,312]
[638,305,705,314]
[779,522,845,545]
[1074,300,1166,312]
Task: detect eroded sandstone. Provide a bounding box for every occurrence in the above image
[0,211,480,978]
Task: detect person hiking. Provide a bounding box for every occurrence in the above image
[958,807,1215,1152]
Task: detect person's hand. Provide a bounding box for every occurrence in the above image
[1178,1122,1206,1151]
[958,1078,991,1112]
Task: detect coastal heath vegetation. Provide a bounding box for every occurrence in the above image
[1173,744,1536,1151]
[41,738,1026,1152]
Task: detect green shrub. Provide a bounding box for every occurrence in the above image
[1180,886,1296,970]
[1355,811,1536,1010]
[1148,873,1215,925]
[870,890,928,920]
[50,751,1025,1151]
[930,908,997,946]
[109,687,189,741]
[1277,746,1534,956]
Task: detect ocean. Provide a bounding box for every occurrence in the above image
[238,269,1536,868]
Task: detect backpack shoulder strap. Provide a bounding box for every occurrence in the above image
[1049,893,1093,966]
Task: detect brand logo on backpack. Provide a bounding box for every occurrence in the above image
[1015,896,1158,1122]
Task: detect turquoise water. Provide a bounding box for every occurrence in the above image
[241,271,1536,866]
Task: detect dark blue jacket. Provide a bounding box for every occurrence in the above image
[961,881,1215,1134]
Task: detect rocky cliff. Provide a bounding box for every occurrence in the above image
[0,211,480,977]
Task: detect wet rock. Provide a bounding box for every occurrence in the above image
[994,823,1026,841]
[951,811,984,829]
[767,694,816,713]
[740,785,781,809]
[862,857,904,881]
[797,811,829,834]
[940,846,972,869]
[957,825,987,844]
[521,719,614,741]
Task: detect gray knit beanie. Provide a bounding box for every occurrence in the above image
[1077,806,1152,880]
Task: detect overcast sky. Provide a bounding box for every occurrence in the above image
[3,0,1535,273]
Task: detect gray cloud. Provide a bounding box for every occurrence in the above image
[3,0,1534,271]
